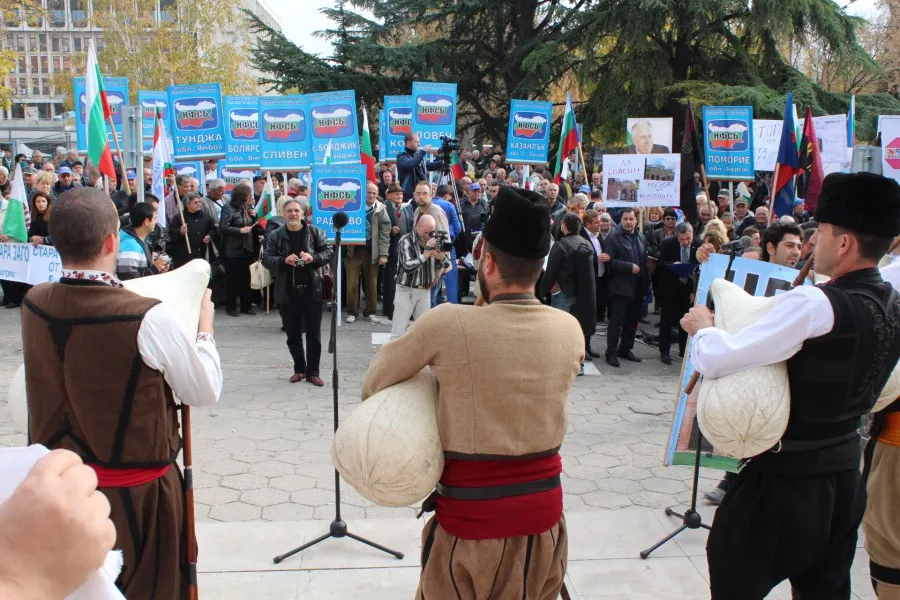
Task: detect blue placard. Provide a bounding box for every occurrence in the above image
[411,82,457,144]
[167,83,226,160]
[173,161,205,195]
[505,99,552,165]
[307,91,360,165]
[259,95,311,171]
[702,105,755,181]
[219,161,260,193]
[138,90,168,142]
[74,76,129,155]
[310,163,367,244]
[377,109,387,163]
[383,95,412,163]
[222,96,261,170]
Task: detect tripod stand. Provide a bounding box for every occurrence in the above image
[274,213,404,565]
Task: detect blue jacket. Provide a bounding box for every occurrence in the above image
[117,227,154,280]
[396,147,444,200]
[432,198,461,242]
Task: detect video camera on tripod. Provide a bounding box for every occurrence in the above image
[437,135,460,170]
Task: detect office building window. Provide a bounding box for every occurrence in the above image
[71,0,88,28]
[15,35,26,53]
[73,36,82,51]
[52,56,61,72]
[41,79,50,96]
[31,78,40,95]
[28,34,38,52]
[30,56,38,73]
[17,57,26,73]
[48,0,66,27]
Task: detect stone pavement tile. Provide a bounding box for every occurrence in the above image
[296,567,420,598]
[197,521,309,572]
[566,510,684,560]
[197,571,301,600]
[209,502,262,521]
[298,518,423,570]
[566,557,709,599]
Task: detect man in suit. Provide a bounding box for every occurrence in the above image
[625,120,671,155]
[581,209,609,354]
[396,133,444,201]
[382,183,406,321]
[604,207,650,367]
[657,222,699,364]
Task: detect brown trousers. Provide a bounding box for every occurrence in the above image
[346,246,379,317]
[865,443,900,598]
[103,466,191,600]
[416,516,567,600]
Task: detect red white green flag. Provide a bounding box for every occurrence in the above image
[85,40,116,179]
[360,105,377,183]
[1,164,30,243]
[151,108,175,226]
[254,172,276,228]
[553,92,581,185]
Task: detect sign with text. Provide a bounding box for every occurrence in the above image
[138,90,168,142]
[307,90,360,165]
[223,95,261,170]
[167,83,225,160]
[703,106,754,181]
[74,76,129,155]
[383,95,412,163]
[602,153,681,208]
[505,99,552,165]
[259,95,311,171]
[310,163,367,244]
[799,114,848,166]
[411,82,457,144]
[881,116,900,184]
[0,243,61,286]
[753,119,782,172]
[377,108,387,162]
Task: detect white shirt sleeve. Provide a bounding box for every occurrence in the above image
[137,304,223,407]
[689,285,835,379]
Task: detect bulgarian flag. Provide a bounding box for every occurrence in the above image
[360,105,377,183]
[553,92,581,184]
[254,172,277,228]
[322,137,333,165]
[151,108,175,227]
[450,151,465,180]
[2,164,30,243]
[85,40,116,179]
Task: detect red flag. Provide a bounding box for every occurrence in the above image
[797,106,824,212]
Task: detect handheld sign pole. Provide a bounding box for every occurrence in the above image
[174,184,191,255]
[181,404,199,600]
[108,114,132,195]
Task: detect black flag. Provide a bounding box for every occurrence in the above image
[680,102,702,225]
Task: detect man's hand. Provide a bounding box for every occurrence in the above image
[299,252,314,265]
[423,145,433,153]
[153,256,169,273]
[0,234,10,243]
[0,450,115,600]
[696,243,716,263]
[180,224,188,235]
[599,253,611,263]
[240,226,251,234]
[391,225,400,235]
[29,236,43,246]
[285,254,299,267]
[681,306,714,336]
[378,256,388,266]
[198,289,214,335]
[631,264,640,275]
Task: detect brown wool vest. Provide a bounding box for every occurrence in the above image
[22,281,181,468]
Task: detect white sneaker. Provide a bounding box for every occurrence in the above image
[366,314,381,323]
[346,315,356,323]
[380,317,392,325]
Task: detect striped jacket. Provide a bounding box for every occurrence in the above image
[396,230,450,289]
[117,227,154,280]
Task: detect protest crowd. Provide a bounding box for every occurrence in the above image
[2,67,900,600]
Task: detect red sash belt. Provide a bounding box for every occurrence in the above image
[435,453,562,540]
[89,463,171,488]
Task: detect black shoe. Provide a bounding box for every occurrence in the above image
[226,309,240,317]
[242,307,258,316]
[618,350,642,362]
[605,354,620,368]
[660,354,672,365]
[587,346,602,359]
[5,302,20,309]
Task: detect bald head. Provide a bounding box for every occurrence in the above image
[416,214,437,239]
[50,187,119,266]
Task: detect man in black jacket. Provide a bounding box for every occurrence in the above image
[657,222,699,364]
[382,183,405,320]
[263,198,334,387]
[396,133,443,200]
[604,207,650,367]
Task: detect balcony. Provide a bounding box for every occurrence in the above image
[49,10,66,27]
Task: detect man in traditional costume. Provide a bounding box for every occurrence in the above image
[362,187,585,599]
[20,187,223,599]
[682,172,900,599]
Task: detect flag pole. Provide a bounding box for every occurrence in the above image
[767,164,781,226]
[174,184,191,254]
[107,116,132,195]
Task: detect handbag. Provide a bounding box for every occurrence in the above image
[208,239,226,277]
[249,245,272,290]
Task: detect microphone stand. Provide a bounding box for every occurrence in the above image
[273,220,404,565]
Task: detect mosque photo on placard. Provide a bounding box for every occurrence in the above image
[606,178,640,203]
[644,156,677,182]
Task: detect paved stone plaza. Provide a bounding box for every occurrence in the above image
[0,306,878,598]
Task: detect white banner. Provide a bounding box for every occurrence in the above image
[0,244,62,285]
[602,153,681,208]
[808,114,847,165]
[882,116,900,185]
[753,119,782,172]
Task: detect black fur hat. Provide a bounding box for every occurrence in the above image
[814,172,900,237]
[482,187,551,259]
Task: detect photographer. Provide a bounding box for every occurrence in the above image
[390,214,451,340]
[397,133,444,201]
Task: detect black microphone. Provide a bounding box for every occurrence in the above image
[332,211,349,230]
[721,236,753,251]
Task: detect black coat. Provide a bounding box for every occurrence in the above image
[219,201,264,259]
[396,148,443,200]
[656,237,699,305]
[170,209,216,267]
[262,224,334,305]
[540,232,597,337]
[605,226,650,300]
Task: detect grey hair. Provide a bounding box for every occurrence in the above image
[674,222,693,235]
[207,178,226,191]
[599,213,613,223]
[0,166,8,177]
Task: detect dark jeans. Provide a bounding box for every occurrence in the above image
[606,295,642,357]
[281,286,323,376]
[382,246,399,319]
[659,295,690,357]
[596,276,609,321]
[1,280,28,306]
[223,256,253,312]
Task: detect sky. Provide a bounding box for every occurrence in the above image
[266,0,883,59]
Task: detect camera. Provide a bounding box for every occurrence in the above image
[428,230,453,253]
[438,135,460,166]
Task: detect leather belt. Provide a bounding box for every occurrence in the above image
[436,475,561,501]
[768,431,859,454]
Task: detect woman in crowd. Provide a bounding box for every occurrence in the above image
[28,191,52,247]
[169,192,215,269]
[700,218,729,253]
[219,183,264,317]
[719,212,737,241]
[33,171,55,200]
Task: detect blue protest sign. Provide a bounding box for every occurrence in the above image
[74,76,128,155]
[222,96,261,170]
[307,91,360,165]
[411,82,457,144]
[505,99,552,165]
[377,109,387,163]
[167,83,226,160]
[310,163,367,244]
[703,105,755,181]
[219,162,260,193]
[138,90,168,142]
[173,161,205,195]
[383,95,412,162]
[259,95,311,171]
